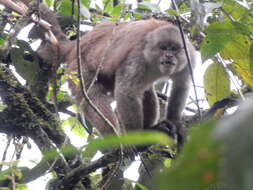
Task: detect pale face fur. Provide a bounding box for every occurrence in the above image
[143,25,187,76]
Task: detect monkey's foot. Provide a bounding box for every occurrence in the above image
[153,120,178,139]
[153,120,186,150]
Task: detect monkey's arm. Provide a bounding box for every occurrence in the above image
[143,87,159,128]
[116,90,143,132]
[167,69,190,120]
[114,64,145,132]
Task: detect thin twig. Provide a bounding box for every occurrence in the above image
[215,54,245,100]
[0,135,12,171]
[171,0,202,118]
[76,0,116,133]
[87,24,118,94]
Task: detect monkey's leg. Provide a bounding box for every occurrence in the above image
[79,84,124,190]
[80,84,119,136]
[143,87,159,129]
[167,69,191,145]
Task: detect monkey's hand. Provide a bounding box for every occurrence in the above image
[169,119,186,146]
[154,120,186,149]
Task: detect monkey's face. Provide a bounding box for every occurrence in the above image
[158,41,182,74]
[143,25,184,75]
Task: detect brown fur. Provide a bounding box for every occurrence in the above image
[65,20,196,135]
[67,20,170,79]
[35,4,196,136]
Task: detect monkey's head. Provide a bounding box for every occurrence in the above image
[143,25,186,75]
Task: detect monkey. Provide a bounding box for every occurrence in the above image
[20,3,196,141]
[66,19,196,140]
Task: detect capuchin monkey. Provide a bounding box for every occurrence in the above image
[67,20,196,140]
[33,4,197,141]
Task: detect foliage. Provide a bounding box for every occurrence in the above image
[204,62,230,106]
[156,121,220,190]
[0,0,253,189]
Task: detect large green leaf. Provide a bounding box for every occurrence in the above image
[222,0,253,36]
[156,121,220,190]
[223,0,252,23]
[85,131,173,151]
[200,21,251,61]
[221,34,253,88]
[204,62,231,106]
[42,131,173,161]
[201,22,234,61]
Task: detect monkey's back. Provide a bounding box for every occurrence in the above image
[67,19,170,77]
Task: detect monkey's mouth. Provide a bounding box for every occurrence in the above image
[160,60,176,65]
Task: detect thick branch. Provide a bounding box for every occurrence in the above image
[203,97,239,118]
[0,64,66,146]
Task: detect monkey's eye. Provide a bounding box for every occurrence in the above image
[160,45,168,51]
[169,44,179,52]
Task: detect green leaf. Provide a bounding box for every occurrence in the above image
[167,9,179,16]
[43,145,79,161]
[249,43,253,76]
[111,4,122,17]
[201,22,234,61]
[123,12,132,20]
[104,0,113,13]
[0,169,11,181]
[138,2,161,13]
[57,91,71,102]
[204,62,231,106]
[16,184,28,190]
[62,116,87,137]
[200,21,252,61]
[222,0,251,21]
[43,0,53,7]
[221,34,253,88]
[0,37,5,46]
[85,131,173,151]
[58,0,72,16]
[81,0,91,7]
[156,121,220,190]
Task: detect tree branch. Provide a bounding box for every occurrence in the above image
[57,150,120,189]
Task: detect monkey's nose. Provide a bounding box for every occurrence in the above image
[166,53,173,58]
